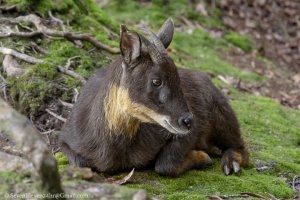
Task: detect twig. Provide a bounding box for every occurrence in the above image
[207,194,250,199]
[0,73,7,84]
[240,192,268,199]
[59,99,74,109]
[179,16,195,28]
[0,5,17,12]
[65,56,81,69]
[0,14,120,54]
[48,10,66,32]
[266,193,279,200]
[292,175,300,192]
[73,88,79,103]
[45,109,67,123]
[0,31,42,38]
[208,196,223,200]
[57,65,86,84]
[0,47,44,64]
[0,73,8,101]
[29,42,48,54]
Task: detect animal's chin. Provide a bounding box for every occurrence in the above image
[162,120,190,135]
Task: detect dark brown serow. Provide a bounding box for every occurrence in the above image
[59,19,248,176]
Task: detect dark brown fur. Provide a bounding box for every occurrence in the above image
[59,19,248,176]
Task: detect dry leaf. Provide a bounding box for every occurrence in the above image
[109,168,135,185]
[292,74,300,83]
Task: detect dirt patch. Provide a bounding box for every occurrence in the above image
[219,0,300,73]
[220,47,300,109]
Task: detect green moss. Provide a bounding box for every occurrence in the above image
[83,0,119,33]
[8,61,60,114]
[0,172,37,196]
[231,95,300,173]
[55,153,69,170]
[122,95,299,199]
[224,32,253,52]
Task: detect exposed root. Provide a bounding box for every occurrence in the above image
[0,14,120,54]
[45,108,67,123]
[0,47,44,64]
[57,65,87,84]
[48,10,66,32]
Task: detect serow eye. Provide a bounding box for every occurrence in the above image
[152,79,162,87]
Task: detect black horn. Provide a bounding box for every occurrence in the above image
[142,26,167,55]
[139,34,166,64]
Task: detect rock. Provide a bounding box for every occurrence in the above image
[195,3,208,16]
[0,151,33,172]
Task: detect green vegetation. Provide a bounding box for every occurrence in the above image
[224,32,253,52]
[0,172,37,197]
[55,153,69,170]
[104,94,300,200]
[4,0,116,114]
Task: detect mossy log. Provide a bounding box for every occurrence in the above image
[0,97,64,198]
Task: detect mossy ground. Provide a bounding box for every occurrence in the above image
[1,0,299,199]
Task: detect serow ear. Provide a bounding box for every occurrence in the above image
[157,18,174,49]
[120,25,141,64]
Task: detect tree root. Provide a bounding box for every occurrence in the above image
[45,108,67,123]
[57,65,87,84]
[0,14,120,54]
[0,47,44,64]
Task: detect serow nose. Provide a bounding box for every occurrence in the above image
[178,113,193,130]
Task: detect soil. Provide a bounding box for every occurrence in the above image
[215,0,300,109]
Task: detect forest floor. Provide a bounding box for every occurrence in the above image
[0,0,299,200]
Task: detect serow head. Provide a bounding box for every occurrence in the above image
[119,18,193,135]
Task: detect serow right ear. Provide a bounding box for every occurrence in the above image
[120,25,141,65]
[157,18,174,49]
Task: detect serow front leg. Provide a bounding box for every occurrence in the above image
[155,148,212,177]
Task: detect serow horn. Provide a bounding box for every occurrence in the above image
[142,26,167,55]
[139,33,166,64]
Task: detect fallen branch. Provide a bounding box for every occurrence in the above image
[0,14,120,54]
[0,98,64,196]
[45,108,67,123]
[57,65,87,84]
[0,47,44,64]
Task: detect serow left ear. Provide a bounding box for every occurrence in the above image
[120,25,141,65]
